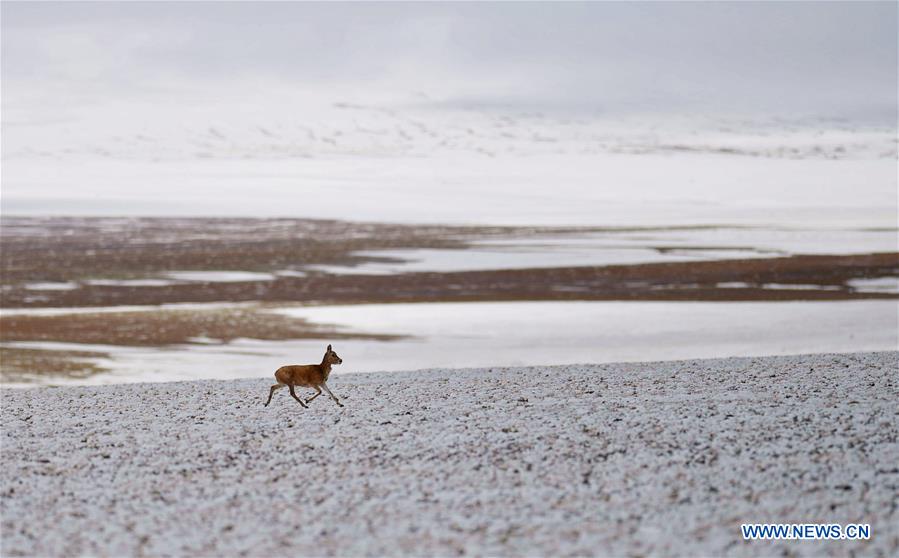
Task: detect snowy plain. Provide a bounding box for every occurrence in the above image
[2,351,896,556]
[3,102,896,230]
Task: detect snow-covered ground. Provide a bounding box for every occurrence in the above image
[2,351,896,556]
[3,102,896,229]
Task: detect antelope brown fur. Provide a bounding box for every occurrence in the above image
[264,344,344,408]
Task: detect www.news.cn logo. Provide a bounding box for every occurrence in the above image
[742,523,870,541]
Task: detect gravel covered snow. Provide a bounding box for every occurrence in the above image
[2,352,897,556]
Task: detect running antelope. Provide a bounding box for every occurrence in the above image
[263,344,344,408]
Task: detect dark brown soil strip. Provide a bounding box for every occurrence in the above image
[0,216,603,285]
[4,253,896,309]
[0,347,108,384]
[0,307,401,347]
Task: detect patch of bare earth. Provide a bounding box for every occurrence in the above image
[0,216,526,288]
[0,347,108,384]
[0,307,399,346]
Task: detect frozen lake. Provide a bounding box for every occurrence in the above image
[274,300,898,371]
[5,300,895,386]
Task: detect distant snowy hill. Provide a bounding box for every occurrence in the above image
[2,100,896,227]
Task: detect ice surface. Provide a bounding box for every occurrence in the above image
[84,279,179,287]
[847,276,899,294]
[23,282,79,291]
[271,300,898,372]
[164,271,277,282]
[3,300,894,387]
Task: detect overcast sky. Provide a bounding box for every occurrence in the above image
[2,1,896,122]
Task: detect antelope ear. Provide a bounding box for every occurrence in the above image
[327,344,332,352]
